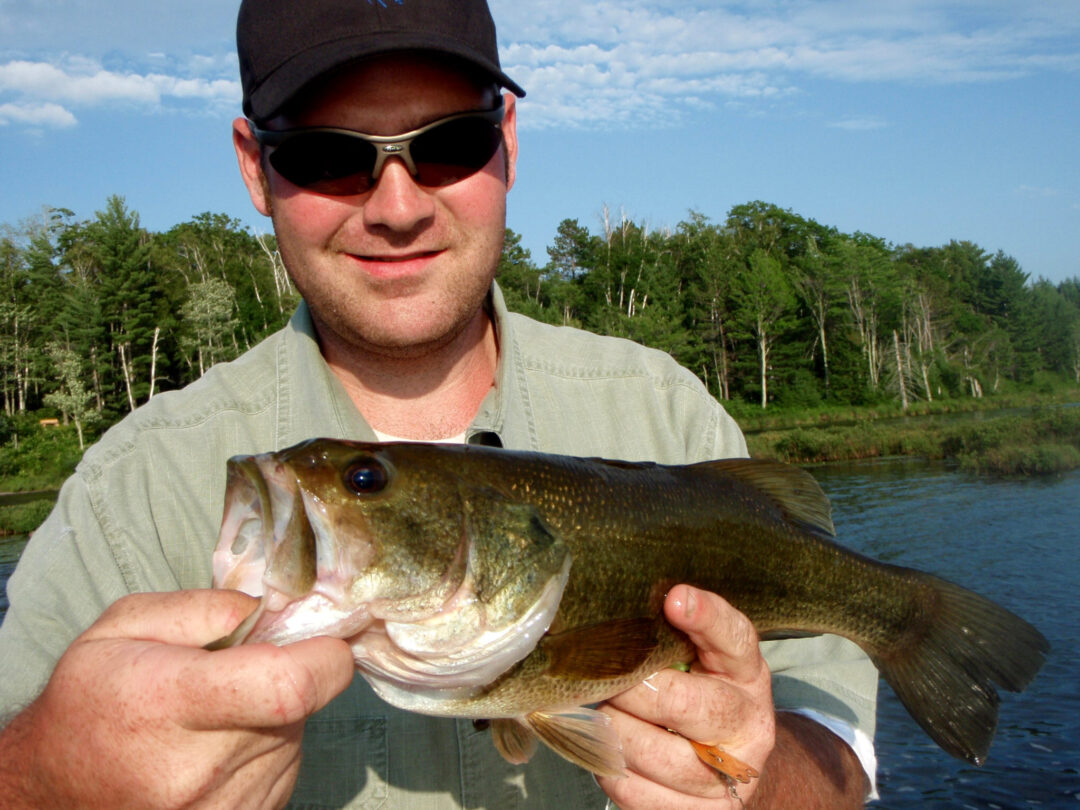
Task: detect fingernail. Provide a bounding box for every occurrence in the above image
[684,586,698,618]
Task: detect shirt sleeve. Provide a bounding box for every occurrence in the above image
[0,473,134,720]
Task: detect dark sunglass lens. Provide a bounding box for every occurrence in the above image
[410,117,503,187]
[269,133,378,195]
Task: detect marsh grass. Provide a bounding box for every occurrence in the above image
[0,424,82,492]
[0,499,56,535]
[0,422,80,535]
[749,405,1080,476]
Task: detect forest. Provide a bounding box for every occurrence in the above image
[2,195,1079,452]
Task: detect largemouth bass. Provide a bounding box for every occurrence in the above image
[210,439,1048,777]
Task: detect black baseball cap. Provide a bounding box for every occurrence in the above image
[237,0,525,123]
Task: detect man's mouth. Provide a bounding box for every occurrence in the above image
[347,250,444,279]
[356,250,443,263]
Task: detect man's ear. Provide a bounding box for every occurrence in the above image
[233,117,272,217]
[501,93,518,192]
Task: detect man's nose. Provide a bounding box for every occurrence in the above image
[361,157,436,231]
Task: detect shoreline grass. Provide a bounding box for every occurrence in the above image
[746,402,1080,475]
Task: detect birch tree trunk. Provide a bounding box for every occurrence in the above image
[147,325,160,400]
[758,316,769,409]
[118,342,136,412]
[893,329,909,410]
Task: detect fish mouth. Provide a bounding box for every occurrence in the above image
[209,448,573,695]
[211,453,376,647]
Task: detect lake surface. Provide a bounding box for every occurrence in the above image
[810,458,1080,808]
[0,533,28,620]
[1,459,1077,807]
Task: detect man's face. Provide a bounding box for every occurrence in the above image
[234,54,517,361]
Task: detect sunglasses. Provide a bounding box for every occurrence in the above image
[251,103,506,196]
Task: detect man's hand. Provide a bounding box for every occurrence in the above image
[0,589,354,810]
[596,585,776,809]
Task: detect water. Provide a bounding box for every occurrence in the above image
[0,534,28,619]
[810,459,1080,808]
[0,461,1077,806]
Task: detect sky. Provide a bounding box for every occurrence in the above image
[1,0,1078,283]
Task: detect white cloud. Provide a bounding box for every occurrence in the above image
[2,1,1077,132]
[0,60,158,104]
[0,101,77,128]
[491,0,1080,129]
[0,58,241,123]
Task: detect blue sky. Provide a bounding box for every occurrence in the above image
[1,0,1077,283]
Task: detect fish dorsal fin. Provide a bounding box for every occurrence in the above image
[695,458,835,538]
[491,718,538,765]
[542,617,661,679]
[523,708,626,778]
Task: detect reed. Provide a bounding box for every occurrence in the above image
[749,405,1080,476]
[0,500,56,536]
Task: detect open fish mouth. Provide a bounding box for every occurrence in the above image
[209,443,573,694]
[210,453,374,648]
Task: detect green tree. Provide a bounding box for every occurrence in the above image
[836,235,894,394]
[791,232,844,399]
[546,219,594,282]
[497,229,551,322]
[42,342,99,449]
[80,196,160,412]
[676,212,737,400]
[732,248,796,408]
[180,278,240,377]
[160,213,297,354]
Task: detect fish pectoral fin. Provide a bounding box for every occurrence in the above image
[543,617,661,679]
[524,708,626,778]
[491,718,538,765]
[686,739,759,785]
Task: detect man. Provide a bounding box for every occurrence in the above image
[0,0,878,807]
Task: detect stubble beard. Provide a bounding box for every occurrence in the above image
[275,216,505,367]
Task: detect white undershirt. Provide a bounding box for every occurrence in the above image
[371,428,467,444]
[787,708,879,800]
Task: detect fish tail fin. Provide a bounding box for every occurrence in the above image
[873,573,1049,765]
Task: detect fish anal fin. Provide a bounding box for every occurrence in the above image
[524,708,626,778]
[491,718,538,765]
[543,617,661,679]
[687,739,759,784]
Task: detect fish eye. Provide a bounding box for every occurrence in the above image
[344,457,389,495]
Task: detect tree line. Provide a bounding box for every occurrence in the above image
[2,196,1078,449]
[0,197,298,447]
[499,202,1080,411]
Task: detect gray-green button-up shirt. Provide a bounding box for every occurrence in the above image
[0,285,877,808]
